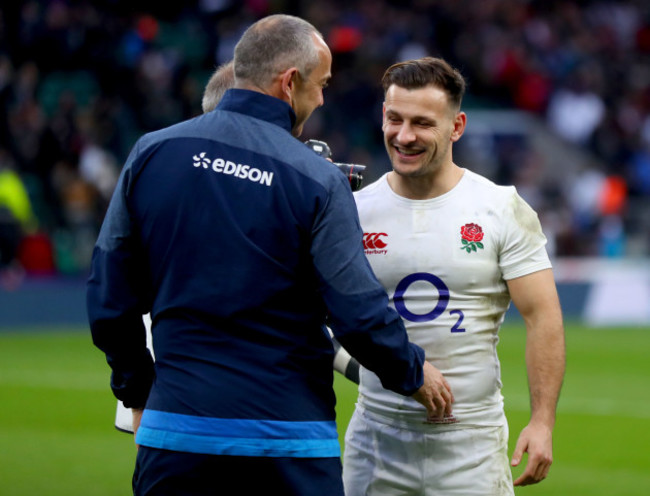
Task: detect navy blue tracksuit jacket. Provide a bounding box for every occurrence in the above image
[87,89,424,458]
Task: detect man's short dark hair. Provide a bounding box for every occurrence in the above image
[382,57,466,110]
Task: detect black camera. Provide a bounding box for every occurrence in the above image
[305,139,366,192]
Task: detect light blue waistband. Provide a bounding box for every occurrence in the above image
[135,409,341,458]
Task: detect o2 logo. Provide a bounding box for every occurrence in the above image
[393,272,465,332]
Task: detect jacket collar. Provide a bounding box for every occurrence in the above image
[217,89,296,133]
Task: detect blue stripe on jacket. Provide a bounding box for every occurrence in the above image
[136,410,340,457]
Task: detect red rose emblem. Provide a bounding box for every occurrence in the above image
[461,223,484,242]
[460,223,485,253]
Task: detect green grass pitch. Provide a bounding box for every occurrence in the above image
[1,323,649,495]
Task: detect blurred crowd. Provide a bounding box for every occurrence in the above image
[1,0,650,284]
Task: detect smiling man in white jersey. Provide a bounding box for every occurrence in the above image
[343,57,566,495]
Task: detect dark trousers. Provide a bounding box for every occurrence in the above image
[133,446,344,496]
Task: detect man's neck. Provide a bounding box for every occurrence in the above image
[387,164,464,200]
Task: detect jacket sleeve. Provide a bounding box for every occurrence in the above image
[310,174,424,396]
[86,141,154,409]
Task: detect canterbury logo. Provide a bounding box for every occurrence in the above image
[363,232,388,250]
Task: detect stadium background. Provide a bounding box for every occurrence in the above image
[2,0,649,322]
[0,1,649,495]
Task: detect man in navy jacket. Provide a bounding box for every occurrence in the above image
[87,14,452,496]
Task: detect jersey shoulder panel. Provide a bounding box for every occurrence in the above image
[458,171,552,279]
[460,169,517,211]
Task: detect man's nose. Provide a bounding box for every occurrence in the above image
[396,123,416,143]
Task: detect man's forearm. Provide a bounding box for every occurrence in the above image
[526,318,565,426]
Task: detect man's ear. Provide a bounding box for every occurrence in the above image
[280,67,300,103]
[451,111,467,142]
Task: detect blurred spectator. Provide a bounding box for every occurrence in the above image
[598,214,626,258]
[546,63,606,146]
[567,165,606,234]
[0,148,36,288]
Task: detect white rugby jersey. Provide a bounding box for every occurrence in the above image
[354,170,552,427]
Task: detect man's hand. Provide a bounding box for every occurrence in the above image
[511,422,553,485]
[411,361,454,422]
